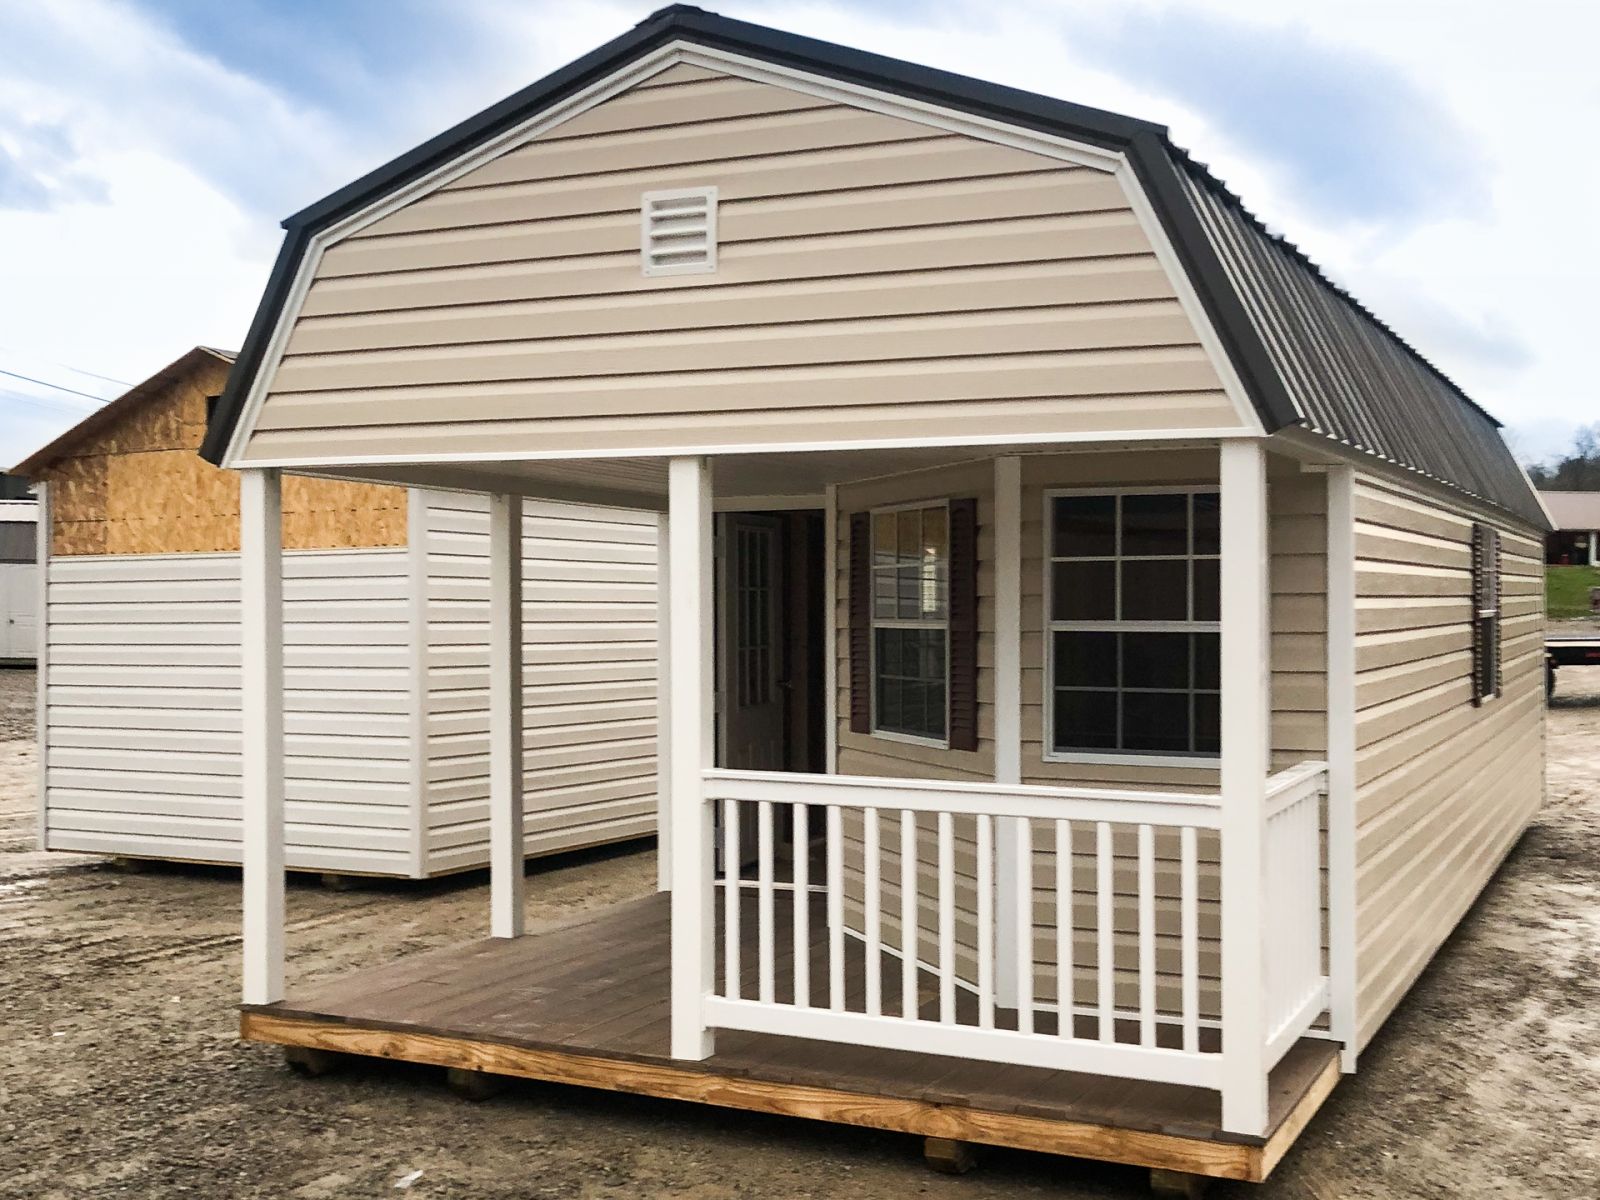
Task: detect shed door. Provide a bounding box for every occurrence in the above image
[0,563,35,661]
[717,514,786,771]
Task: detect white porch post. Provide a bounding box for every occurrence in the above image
[488,493,525,939]
[655,510,672,892]
[1590,530,1597,567]
[1219,440,1270,1135]
[992,456,1024,1009]
[669,456,715,1060]
[1325,466,1358,1071]
[240,467,285,1006]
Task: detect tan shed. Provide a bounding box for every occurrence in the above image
[193,7,1548,1187]
[17,347,659,877]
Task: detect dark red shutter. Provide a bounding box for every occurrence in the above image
[1470,523,1488,706]
[848,512,871,734]
[947,497,979,752]
[1492,527,1503,698]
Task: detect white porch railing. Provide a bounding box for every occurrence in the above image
[692,764,1330,1101]
[1263,761,1332,1068]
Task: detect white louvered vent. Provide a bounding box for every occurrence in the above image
[641,187,718,277]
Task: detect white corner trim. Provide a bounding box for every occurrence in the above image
[34,481,49,853]
[1324,465,1358,1072]
[405,487,431,879]
[1114,159,1266,439]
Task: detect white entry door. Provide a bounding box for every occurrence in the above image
[0,563,36,661]
[717,514,786,771]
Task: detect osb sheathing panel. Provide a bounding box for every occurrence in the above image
[41,357,407,555]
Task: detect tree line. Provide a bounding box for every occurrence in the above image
[1526,425,1600,490]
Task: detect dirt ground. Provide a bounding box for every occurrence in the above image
[2,664,1597,1199]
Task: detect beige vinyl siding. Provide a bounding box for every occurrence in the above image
[419,493,659,872]
[830,447,1320,1020]
[242,64,1246,464]
[1351,475,1544,1050]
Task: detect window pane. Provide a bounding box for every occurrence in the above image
[1122,632,1189,690]
[1192,493,1220,555]
[1121,493,1188,556]
[1054,689,1117,751]
[1194,633,1220,690]
[896,509,921,565]
[1120,559,1186,620]
[1194,693,1220,754]
[1053,560,1115,621]
[1122,692,1191,753]
[921,505,948,619]
[874,628,946,740]
[897,564,921,619]
[922,506,948,562]
[873,512,897,568]
[1053,495,1116,557]
[1193,558,1219,622]
[1055,630,1116,688]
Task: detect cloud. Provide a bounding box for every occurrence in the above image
[1066,5,1492,227]
[0,120,110,212]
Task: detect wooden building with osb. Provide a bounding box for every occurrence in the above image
[16,346,661,878]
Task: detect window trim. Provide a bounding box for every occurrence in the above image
[868,497,952,750]
[1041,485,1222,769]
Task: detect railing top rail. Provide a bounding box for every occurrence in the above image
[703,768,1223,828]
[1263,760,1328,820]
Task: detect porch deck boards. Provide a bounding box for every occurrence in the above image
[242,891,1339,1182]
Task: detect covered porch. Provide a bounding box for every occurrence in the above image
[235,436,1354,1182]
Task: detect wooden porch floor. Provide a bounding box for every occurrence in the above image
[241,892,1339,1184]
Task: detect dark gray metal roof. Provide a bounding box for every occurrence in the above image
[1171,149,1547,529]
[202,4,1548,530]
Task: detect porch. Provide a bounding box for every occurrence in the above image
[235,438,1356,1180]
[243,889,1340,1184]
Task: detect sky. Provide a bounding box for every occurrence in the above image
[1,0,1596,470]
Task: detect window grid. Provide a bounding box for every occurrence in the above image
[1045,490,1221,760]
[869,501,950,745]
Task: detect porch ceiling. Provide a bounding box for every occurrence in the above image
[287,437,1238,512]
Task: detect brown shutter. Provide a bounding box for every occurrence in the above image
[848,512,871,734]
[1492,527,1504,698]
[948,497,980,752]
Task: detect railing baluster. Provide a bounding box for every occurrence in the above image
[1055,818,1073,1039]
[977,813,995,1030]
[793,801,809,1008]
[1180,824,1199,1053]
[1138,823,1155,1048]
[758,799,775,1005]
[1014,817,1034,1035]
[864,807,882,1017]
[938,810,955,1024]
[827,804,843,1011]
[723,798,740,1000]
[900,810,918,1019]
[1096,820,1114,1044]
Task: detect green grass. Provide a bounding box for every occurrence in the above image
[1546,565,1600,619]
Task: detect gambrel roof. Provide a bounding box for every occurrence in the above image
[202,4,1546,529]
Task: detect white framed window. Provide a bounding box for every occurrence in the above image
[640,186,717,276]
[1044,487,1221,765]
[870,500,949,745]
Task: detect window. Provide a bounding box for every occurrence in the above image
[870,503,948,742]
[1046,490,1220,759]
[640,187,717,276]
[1471,523,1501,705]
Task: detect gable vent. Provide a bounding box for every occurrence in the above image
[641,187,718,277]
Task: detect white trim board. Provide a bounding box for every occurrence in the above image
[221,37,1265,470]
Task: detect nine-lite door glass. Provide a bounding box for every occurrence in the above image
[871,504,949,741]
[1048,491,1220,756]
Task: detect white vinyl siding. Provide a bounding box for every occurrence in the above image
[38,491,660,876]
[41,550,416,873]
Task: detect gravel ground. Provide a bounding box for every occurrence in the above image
[2,664,1596,1199]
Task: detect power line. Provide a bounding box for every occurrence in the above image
[0,367,115,405]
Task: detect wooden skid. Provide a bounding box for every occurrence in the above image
[242,1008,1338,1182]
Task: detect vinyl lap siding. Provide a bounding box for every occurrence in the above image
[42,551,414,873]
[243,65,1245,462]
[1351,476,1544,1049]
[420,493,658,872]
